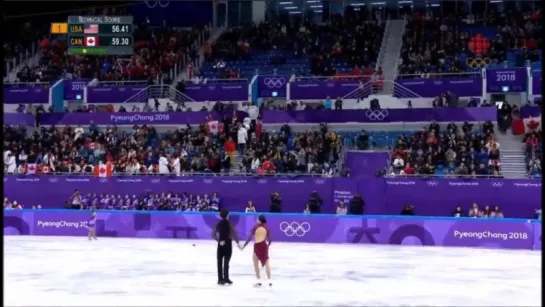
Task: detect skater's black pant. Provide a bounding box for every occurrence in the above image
[217,241,233,281]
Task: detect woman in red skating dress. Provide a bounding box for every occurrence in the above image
[242,215,272,287]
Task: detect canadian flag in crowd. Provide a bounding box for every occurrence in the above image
[94,163,113,178]
[206,120,220,135]
[25,163,37,174]
[42,166,51,174]
[512,116,542,135]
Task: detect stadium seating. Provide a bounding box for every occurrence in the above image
[398,8,542,75]
[200,10,385,80]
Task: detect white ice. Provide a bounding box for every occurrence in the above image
[4,236,541,306]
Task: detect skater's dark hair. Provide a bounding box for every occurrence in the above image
[258,215,267,224]
[220,208,229,219]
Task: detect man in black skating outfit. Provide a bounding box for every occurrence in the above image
[212,208,241,285]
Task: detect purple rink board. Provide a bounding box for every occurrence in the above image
[290,81,362,100]
[3,86,50,104]
[394,78,483,98]
[184,83,248,101]
[532,70,542,96]
[344,152,389,178]
[64,79,92,100]
[257,76,288,98]
[486,68,528,93]
[37,111,249,126]
[87,86,148,103]
[3,210,541,250]
[3,113,35,126]
[4,176,541,219]
[260,108,497,124]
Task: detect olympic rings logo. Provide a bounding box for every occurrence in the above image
[145,1,169,8]
[314,179,326,184]
[151,179,161,184]
[279,222,311,237]
[99,178,108,183]
[203,179,214,184]
[263,77,286,88]
[491,182,503,188]
[365,110,389,121]
[466,58,491,69]
[257,179,268,184]
[49,178,59,183]
[426,181,439,186]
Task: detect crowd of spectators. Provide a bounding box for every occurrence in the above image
[389,121,502,177]
[523,122,542,178]
[398,8,542,75]
[452,204,504,218]
[3,118,342,177]
[201,8,385,79]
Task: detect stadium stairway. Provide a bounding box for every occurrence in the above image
[173,26,226,86]
[496,132,528,178]
[375,17,407,94]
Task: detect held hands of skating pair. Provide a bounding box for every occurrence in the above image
[237,243,244,250]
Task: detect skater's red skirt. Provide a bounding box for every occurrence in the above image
[253,241,269,266]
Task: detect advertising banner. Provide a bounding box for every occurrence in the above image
[486,68,528,93]
[394,78,483,98]
[3,85,50,104]
[87,86,148,103]
[4,176,540,218]
[37,111,249,126]
[257,76,288,98]
[532,70,541,96]
[289,81,362,100]
[260,108,497,123]
[4,211,540,250]
[184,83,248,101]
[63,79,91,100]
[344,152,389,177]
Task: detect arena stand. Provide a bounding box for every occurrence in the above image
[398,7,542,76]
[198,7,385,80]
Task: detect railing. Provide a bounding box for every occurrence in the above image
[7,171,330,178]
[384,173,540,179]
[95,80,150,86]
[396,72,481,79]
[190,78,248,84]
[293,75,373,82]
[3,81,50,87]
[5,39,39,77]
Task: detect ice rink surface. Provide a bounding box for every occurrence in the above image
[4,236,541,306]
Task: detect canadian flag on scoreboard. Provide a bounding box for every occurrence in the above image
[94,162,113,178]
[24,163,37,175]
[511,116,542,135]
[84,36,99,47]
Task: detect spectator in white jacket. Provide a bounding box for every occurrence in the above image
[4,152,16,173]
[237,126,248,155]
[158,154,170,174]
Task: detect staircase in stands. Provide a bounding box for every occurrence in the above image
[495,131,528,178]
[375,16,407,94]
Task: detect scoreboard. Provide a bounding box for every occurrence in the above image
[51,16,134,55]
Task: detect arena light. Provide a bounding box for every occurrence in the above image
[489,0,503,2]
[314,10,323,13]
[371,2,386,5]
[351,3,366,6]
[288,11,302,14]
[430,3,440,7]
[310,5,323,8]
[398,0,412,3]
[306,0,321,3]
[284,6,299,9]
[279,1,293,4]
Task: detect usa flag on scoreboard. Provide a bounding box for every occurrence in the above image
[84,24,99,34]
